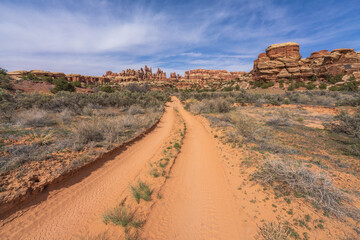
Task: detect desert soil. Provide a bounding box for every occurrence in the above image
[0,97,256,239]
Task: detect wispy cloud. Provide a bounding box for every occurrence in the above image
[0,0,359,76]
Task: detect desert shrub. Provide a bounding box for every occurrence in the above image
[128,105,145,115]
[294,81,305,89]
[223,86,233,91]
[311,75,318,82]
[1,141,55,171]
[261,81,274,89]
[16,108,56,127]
[0,90,169,113]
[305,82,316,90]
[287,84,295,91]
[257,141,300,155]
[57,108,74,123]
[257,221,290,240]
[326,109,360,141]
[100,85,114,93]
[253,159,354,217]
[22,73,40,81]
[319,83,327,90]
[123,82,150,93]
[233,111,270,143]
[51,78,75,93]
[254,98,266,107]
[0,67,7,75]
[0,68,13,90]
[327,74,343,84]
[189,99,232,114]
[41,76,54,84]
[338,81,359,92]
[74,120,106,144]
[266,110,291,127]
[121,115,138,128]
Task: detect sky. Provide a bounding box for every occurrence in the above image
[1,0,360,76]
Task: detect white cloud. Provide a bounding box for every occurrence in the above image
[0,0,359,75]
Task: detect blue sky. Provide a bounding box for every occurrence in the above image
[1,0,360,76]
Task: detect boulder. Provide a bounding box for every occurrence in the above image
[266,42,301,60]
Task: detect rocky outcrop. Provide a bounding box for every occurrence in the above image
[8,70,110,85]
[104,66,167,82]
[65,74,110,85]
[184,69,246,82]
[253,42,360,82]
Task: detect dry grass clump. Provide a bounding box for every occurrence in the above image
[75,120,106,144]
[189,98,232,114]
[326,108,360,141]
[103,205,143,228]
[130,181,152,204]
[257,141,300,155]
[16,108,56,127]
[266,109,292,127]
[128,105,145,115]
[257,221,290,240]
[253,158,357,218]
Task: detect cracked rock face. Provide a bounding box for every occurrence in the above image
[252,42,360,82]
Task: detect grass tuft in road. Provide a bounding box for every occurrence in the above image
[130,181,152,203]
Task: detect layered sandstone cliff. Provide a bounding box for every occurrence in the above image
[253,42,360,82]
[183,69,247,82]
[8,70,110,85]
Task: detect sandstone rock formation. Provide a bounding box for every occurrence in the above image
[253,42,360,82]
[104,66,167,82]
[184,69,246,82]
[7,70,110,85]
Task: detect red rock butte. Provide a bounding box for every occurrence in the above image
[253,42,360,82]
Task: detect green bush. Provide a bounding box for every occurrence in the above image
[287,84,295,91]
[0,68,13,90]
[100,85,114,93]
[329,86,339,91]
[327,74,343,84]
[223,86,233,91]
[311,75,318,82]
[319,83,327,90]
[41,76,54,84]
[0,67,7,75]
[294,81,305,89]
[305,82,316,90]
[338,81,359,91]
[327,108,360,141]
[71,81,82,88]
[51,78,76,93]
[22,73,40,82]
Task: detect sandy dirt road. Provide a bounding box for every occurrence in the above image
[0,98,256,239]
[0,102,177,240]
[142,99,256,240]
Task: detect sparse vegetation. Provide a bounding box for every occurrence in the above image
[103,205,142,228]
[253,158,356,218]
[0,68,13,90]
[130,181,152,203]
[257,221,290,240]
[326,108,360,141]
[51,78,76,93]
